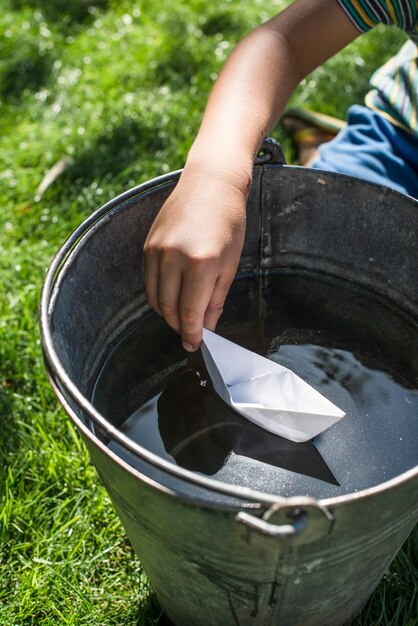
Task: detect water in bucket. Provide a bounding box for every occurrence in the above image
[92,271,418,500]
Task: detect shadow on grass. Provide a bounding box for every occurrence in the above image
[0,34,56,103]
[136,592,175,626]
[0,388,21,483]
[2,1,112,101]
[200,8,247,37]
[1,53,54,102]
[65,118,165,186]
[0,382,21,451]
[146,10,246,89]
[10,0,110,28]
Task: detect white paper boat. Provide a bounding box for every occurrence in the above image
[201,329,345,443]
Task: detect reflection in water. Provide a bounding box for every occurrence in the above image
[157,368,339,485]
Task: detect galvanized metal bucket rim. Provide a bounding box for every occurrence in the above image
[40,169,418,510]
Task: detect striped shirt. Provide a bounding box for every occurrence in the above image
[336,0,418,136]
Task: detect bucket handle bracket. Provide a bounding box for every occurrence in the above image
[255,137,286,166]
[236,497,334,545]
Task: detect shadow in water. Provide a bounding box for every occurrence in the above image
[157,366,339,486]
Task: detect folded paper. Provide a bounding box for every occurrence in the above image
[201,329,345,442]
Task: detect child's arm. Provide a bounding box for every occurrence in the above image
[144,0,359,351]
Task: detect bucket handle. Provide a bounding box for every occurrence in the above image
[236,510,308,538]
[235,497,334,544]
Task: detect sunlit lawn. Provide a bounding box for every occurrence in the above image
[0,0,416,624]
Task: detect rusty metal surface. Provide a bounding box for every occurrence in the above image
[259,165,418,315]
[84,433,417,626]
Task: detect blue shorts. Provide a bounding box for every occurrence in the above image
[311,105,418,199]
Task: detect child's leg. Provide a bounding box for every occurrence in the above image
[310,105,418,199]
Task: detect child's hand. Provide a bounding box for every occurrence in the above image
[144,0,359,351]
[144,164,250,351]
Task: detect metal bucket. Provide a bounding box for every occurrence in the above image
[40,143,418,625]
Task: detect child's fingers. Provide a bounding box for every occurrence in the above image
[203,273,235,332]
[156,259,182,334]
[178,264,218,351]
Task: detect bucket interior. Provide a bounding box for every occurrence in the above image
[45,165,418,504]
[91,269,418,500]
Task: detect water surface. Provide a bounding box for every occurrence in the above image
[92,272,418,499]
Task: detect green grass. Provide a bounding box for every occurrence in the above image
[0,0,416,624]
